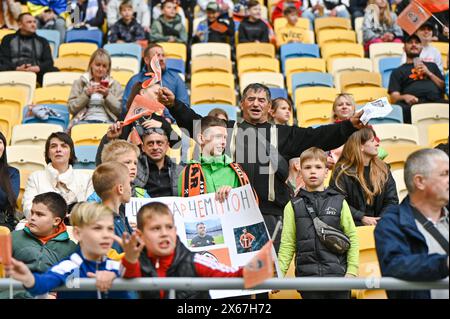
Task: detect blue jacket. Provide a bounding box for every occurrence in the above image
[27,246,131,299]
[375,196,448,299]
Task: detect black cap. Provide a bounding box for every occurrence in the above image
[418,20,434,30]
[405,33,421,43]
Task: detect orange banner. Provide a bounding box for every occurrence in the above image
[243,240,274,289]
[415,0,449,13]
[122,94,166,126]
[398,1,432,35]
[0,233,12,266]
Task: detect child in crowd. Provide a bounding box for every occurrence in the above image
[120,202,244,299]
[207,108,229,121]
[268,98,292,125]
[150,0,187,43]
[92,162,133,253]
[272,0,302,23]
[193,1,235,44]
[278,147,359,299]
[108,0,146,43]
[276,6,312,47]
[5,202,131,299]
[238,0,269,43]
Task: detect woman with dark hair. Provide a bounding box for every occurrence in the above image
[0,132,20,230]
[330,127,398,226]
[22,132,93,218]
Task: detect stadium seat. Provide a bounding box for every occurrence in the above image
[191,57,232,74]
[0,71,36,105]
[111,70,133,88]
[236,42,275,60]
[157,42,186,61]
[191,43,231,60]
[346,87,388,105]
[297,104,333,127]
[331,58,373,90]
[191,72,235,90]
[33,87,71,105]
[340,71,381,92]
[0,86,28,125]
[274,17,310,33]
[321,43,365,71]
[428,123,449,148]
[0,107,15,143]
[392,169,407,201]
[354,17,364,44]
[269,259,301,299]
[11,123,62,146]
[294,87,338,111]
[17,169,31,212]
[22,104,70,129]
[191,87,236,105]
[36,29,60,59]
[74,145,98,170]
[269,87,288,99]
[166,58,186,75]
[383,144,423,171]
[43,72,82,88]
[240,72,284,94]
[103,43,142,62]
[58,42,98,60]
[71,123,109,146]
[111,57,140,74]
[238,57,280,76]
[289,72,334,97]
[65,29,103,47]
[317,29,356,47]
[374,124,420,146]
[411,103,449,146]
[191,104,238,122]
[0,29,15,42]
[280,43,320,73]
[7,145,46,172]
[432,42,448,69]
[368,104,403,124]
[369,42,403,72]
[314,17,351,34]
[378,57,402,88]
[54,57,89,72]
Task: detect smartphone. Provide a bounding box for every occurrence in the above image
[100,79,109,88]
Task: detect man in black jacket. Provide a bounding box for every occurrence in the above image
[158,83,364,252]
[0,12,58,85]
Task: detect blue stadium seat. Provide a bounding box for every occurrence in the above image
[280,43,320,73]
[291,72,334,93]
[269,88,288,99]
[379,57,401,88]
[22,104,70,129]
[74,145,98,170]
[166,58,185,75]
[369,104,404,124]
[36,30,60,59]
[191,104,238,121]
[65,29,103,47]
[103,43,142,62]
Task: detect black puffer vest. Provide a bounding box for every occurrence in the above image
[138,237,210,299]
[292,188,347,277]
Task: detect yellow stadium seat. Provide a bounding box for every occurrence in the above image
[383,144,423,171]
[191,72,235,90]
[236,42,276,60]
[274,17,310,33]
[369,42,404,72]
[0,226,11,278]
[111,57,140,74]
[285,58,327,95]
[428,123,449,148]
[111,70,133,88]
[11,124,63,146]
[54,57,89,72]
[17,169,32,212]
[43,72,82,88]
[294,87,339,111]
[346,87,388,105]
[191,43,231,60]
[158,42,187,61]
[240,72,284,94]
[374,124,420,146]
[238,57,280,76]
[411,103,449,146]
[317,29,356,47]
[331,58,373,90]
[354,17,364,44]
[321,43,365,71]
[71,123,109,146]
[33,86,71,105]
[0,71,37,105]
[340,71,382,92]
[191,87,236,105]
[0,107,16,144]
[432,42,448,70]
[58,42,97,59]
[191,57,232,74]
[0,86,27,125]
[314,17,351,34]
[0,29,15,42]
[6,145,46,172]
[269,258,301,299]
[392,169,407,201]
[297,104,333,127]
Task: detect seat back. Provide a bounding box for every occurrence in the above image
[0,71,36,105]
[191,87,236,105]
[411,103,449,146]
[71,123,110,146]
[65,29,103,47]
[33,87,71,105]
[378,57,402,88]
[280,43,320,72]
[346,87,388,105]
[59,42,98,59]
[104,43,142,61]
[7,145,46,172]
[37,29,60,59]
[392,169,407,201]
[428,123,449,148]
[340,71,381,92]
[22,104,70,129]
[374,124,420,146]
[240,72,284,94]
[191,72,235,90]
[0,86,28,125]
[191,57,232,74]
[43,72,82,88]
[383,144,423,171]
[238,57,280,76]
[236,42,275,60]
[369,42,404,72]
[74,145,98,170]
[11,123,62,146]
[191,42,230,60]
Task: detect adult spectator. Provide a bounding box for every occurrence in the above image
[158,83,364,251]
[348,0,367,20]
[108,0,146,44]
[197,0,234,18]
[238,0,269,43]
[27,0,67,43]
[70,0,105,30]
[330,127,399,226]
[0,131,19,231]
[22,132,93,218]
[191,222,215,247]
[375,148,449,299]
[149,0,187,44]
[272,0,302,23]
[107,0,150,33]
[0,12,58,85]
[68,48,123,126]
[302,0,351,24]
[0,0,21,30]
[388,34,445,124]
[362,0,403,52]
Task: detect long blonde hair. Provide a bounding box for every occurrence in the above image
[88,48,112,77]
[366,0,393,27]
[333,127,389,205]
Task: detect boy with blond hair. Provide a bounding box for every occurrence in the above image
[5,202,131,299]
[277,147,359,299]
